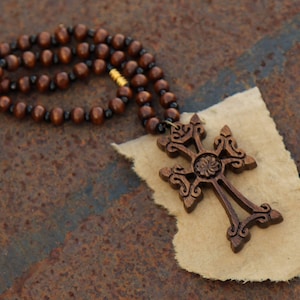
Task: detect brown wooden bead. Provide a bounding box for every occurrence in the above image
[138,105,155,120]
[0,78,10,93]
[110,50,126,67]
[0,43,10,57]
[112,34,125,50]
[73,62,89,79]
[164,108,180,121]
[0,67,3,78]
[58,46,72,64]
[6,54,20,71]
[55,25,70,44]
[93,59,106,75]
[22,51,36,69]
[90,106,104,125]
[55,72,69,90]
[0,96,12,112]
[109,97,125,114]
[146,117,160,134]
[117,86,133,100]
[94,28,109,44]
[139,53,155,69]
[76,42,90,59]
[160,92,177,108]
[131,74,148,88]
[13,102,27,119]
[71,107,85,124]
[18,76,31,94]
[50,107,64,125]
[37,74,51,92]
[74,24,88,41]
[136,91,152,106]
[128,40,143,57]
[17,35,31,50]
[32,105,46,122]
[154,79,170,94]
[123,61,138,78]
[95,43,109,59]
[38,32,52,48]
[148,66,164,81]
[40,49,53,67]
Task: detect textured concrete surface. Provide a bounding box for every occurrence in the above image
[0,0,299,299]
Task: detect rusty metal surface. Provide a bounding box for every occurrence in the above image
[0,0,299,299]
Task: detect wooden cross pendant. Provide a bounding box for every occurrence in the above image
[157,114,283,253]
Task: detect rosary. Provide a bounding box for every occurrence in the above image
[0,24,283,253]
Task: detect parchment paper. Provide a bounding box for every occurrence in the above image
[113,87,300,281]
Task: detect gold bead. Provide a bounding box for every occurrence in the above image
[109,68,128,87]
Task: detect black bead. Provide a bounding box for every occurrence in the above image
[26,105,33,114]
[30,75,37,85]
[44,111,50,122]
[120,61,126,69]
[71,47,77,56]
[106,63,114,72]
[9,104,14,114]
[35,51,40,61]
[142,119,147,127]
[139,48,147,56]
[85,60,93,68]
[89,44,95,53]
[159,89,167,96]
[106,35,112,45]
[109,48,115,55]
[104,108,113,119]
[68,72,77,81]
[51,36,58,46]
[169,102,179,109]
[84,112,90,121]
[10,81,17,91]
[10,41,18,51]
[148,62,156,69]
[88,29,95,38]
[64,111,70,121]
[136,87,145,93]
[121,96,129,104]
[157,122,166,134]
[49,81,56,91]
[136,67,144,74]
[53,54,59,64]
[30,35,37,44]
[0,58,7,68]
[67,26,74,35]
[125,36,133,47]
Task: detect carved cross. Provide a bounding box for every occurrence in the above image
[157,114,283,253]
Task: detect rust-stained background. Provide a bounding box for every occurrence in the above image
[0,0,300,299]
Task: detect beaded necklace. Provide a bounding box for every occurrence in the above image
[0,24,178,132]
[0,24,283,253]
